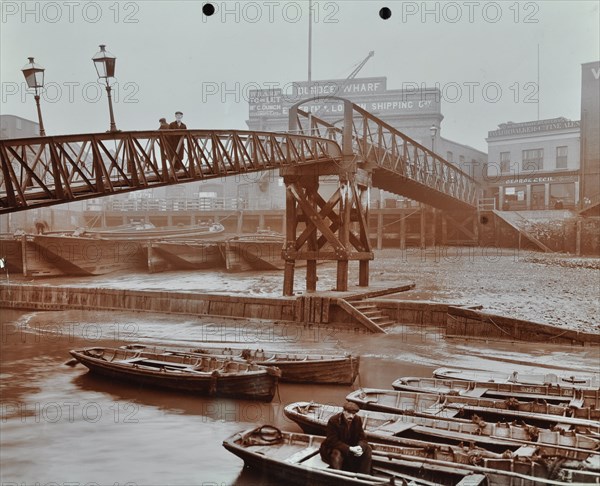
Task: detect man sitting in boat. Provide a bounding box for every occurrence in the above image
[319,401,372,474]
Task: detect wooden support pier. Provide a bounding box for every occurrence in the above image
[282,98,374,296]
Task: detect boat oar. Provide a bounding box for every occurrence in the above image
[371,449,583,485]
[489,434,600,456]
[372,465,442,486]
[64,358,79,367]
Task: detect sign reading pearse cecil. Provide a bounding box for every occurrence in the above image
[249,88,283,117]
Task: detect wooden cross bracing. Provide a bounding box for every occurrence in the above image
[281,167,373,296]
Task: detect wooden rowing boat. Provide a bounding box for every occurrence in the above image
[80,222,225,240]
[393,376,600,409]
[222,425,401,485]
[120,345,360,385]
[433,367,600,390]
[69,347,280,401]
[346,389,600,433]
[190,346,360,385]
[223,426,600,485]
[284,401,600,460]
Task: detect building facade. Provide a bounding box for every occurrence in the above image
[486,118,581,210]
[246,77,488,183]
[580,61,600,208]
[0,115,40,139]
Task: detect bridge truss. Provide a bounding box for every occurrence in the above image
[0,98,480,294]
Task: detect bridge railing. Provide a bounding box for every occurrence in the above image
[0,129,342,213]
[291,101,479,208]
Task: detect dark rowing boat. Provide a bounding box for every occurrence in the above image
[433,367,600,390]
[392,376,600,409]
[69,347,280,401]
[346,388,600,433]
[120,344,360,385]
[222,425,472,485]
[284,401,600,460]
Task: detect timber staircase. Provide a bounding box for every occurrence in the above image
[337,298,396,333]
[492,210,553,253]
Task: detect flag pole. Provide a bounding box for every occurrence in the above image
[308,0,312,83]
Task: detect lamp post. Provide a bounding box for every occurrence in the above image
[430,124,438,152]
[21,57,46,136]
[92,44,119,132]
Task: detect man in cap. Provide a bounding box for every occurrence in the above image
[168,111,187,170]
[319,401,372,474]
[169,111,187,130]
[158,118,169,130]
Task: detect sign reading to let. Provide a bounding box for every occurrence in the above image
[248,89,283,117]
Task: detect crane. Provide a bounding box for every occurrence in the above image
[309,51,375,120]
[347,51,375,80]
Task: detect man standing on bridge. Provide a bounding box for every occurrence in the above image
[168,111,187,170]
[319,401,372,474]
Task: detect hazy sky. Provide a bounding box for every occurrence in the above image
[1,0,598,151]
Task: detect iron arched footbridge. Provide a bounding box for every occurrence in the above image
[0,100,478,213]
[0,99,480,295]
[288,97,479,211]
[0,130,341,213]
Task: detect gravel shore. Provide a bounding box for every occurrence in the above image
[368,247,599,334]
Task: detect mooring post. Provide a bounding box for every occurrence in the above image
[336,178,350,291]
[283,182,297,296]
[306,176,319,292]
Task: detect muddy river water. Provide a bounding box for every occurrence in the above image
[1,306,598,485]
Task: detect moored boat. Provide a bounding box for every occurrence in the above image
[392,376,600,409]
[433,367,600,390]
[32,234,146,276]
[223,426,404,485]
[145,241,224,273]
[1,233,65,277]
[190,346,360,385]
[284,401,600,460]
[346,388,600,432]
[222,231,285,272]
[223,426,599,485]
[120,344,360,385]
[79,222,225,240]
[69,347,280,401]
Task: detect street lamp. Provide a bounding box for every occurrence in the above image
[21,57,46,136]
[429,124,438,152]
[92,44,119,132]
